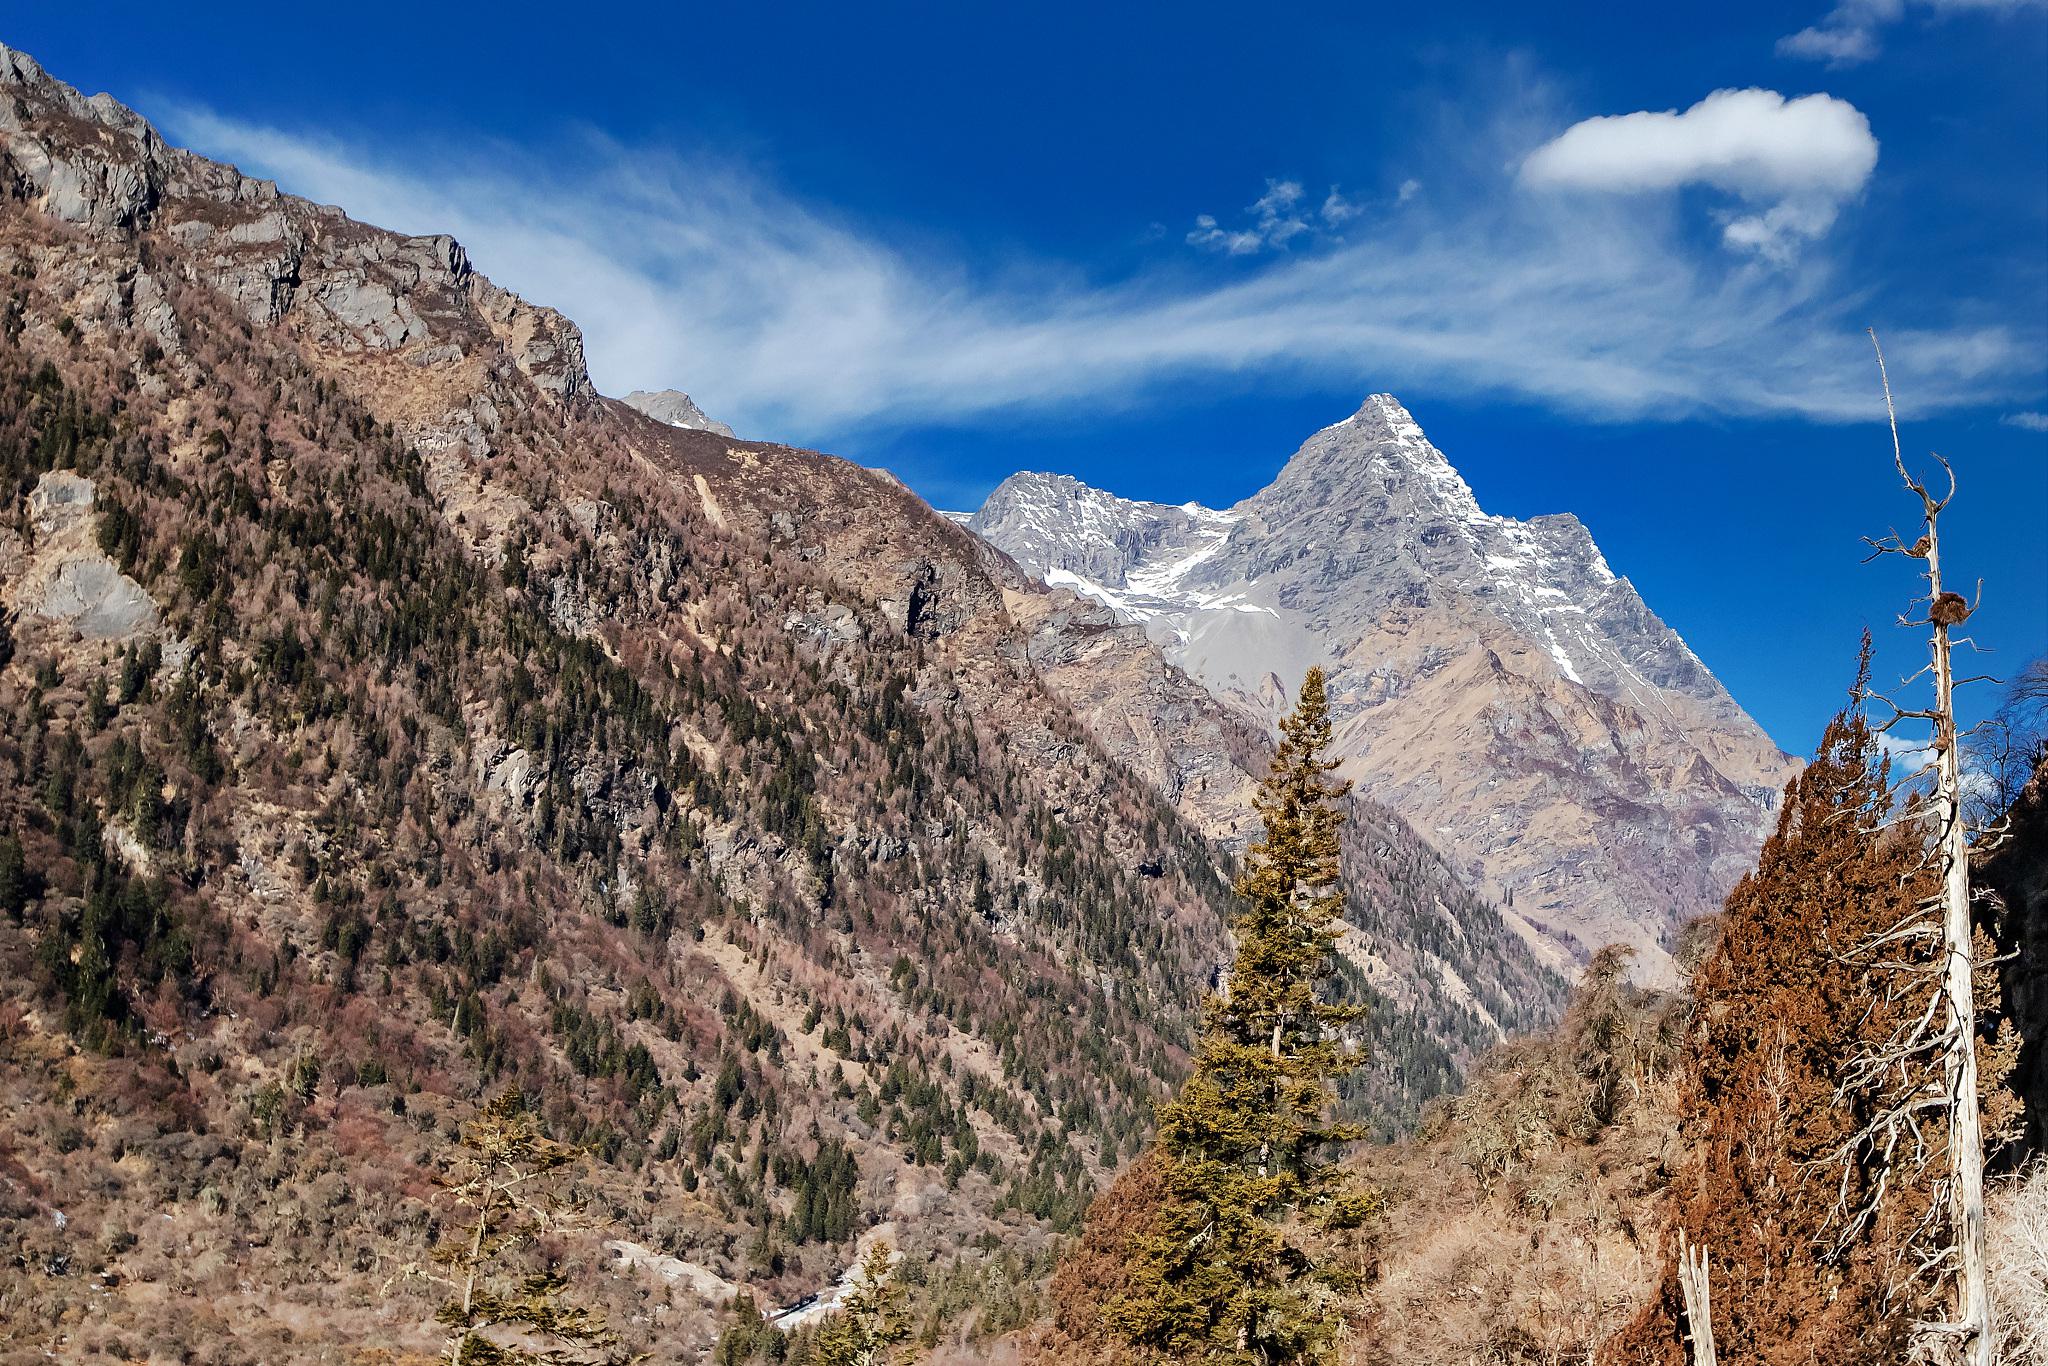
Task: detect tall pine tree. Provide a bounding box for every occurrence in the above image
[1104,666,1374,1364]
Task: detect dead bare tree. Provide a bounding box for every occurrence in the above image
[1833,330,1993,1366]
[1676,1230,1717,1366]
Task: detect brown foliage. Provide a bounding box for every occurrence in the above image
[1979,750,2048,1157]
[1046,1151,1171,1350]
[1604,676,1939,1366]
[1339,958,1678,1364]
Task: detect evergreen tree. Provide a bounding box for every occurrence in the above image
[1604,651,1940,1365]
[1103,667,1374,1363]
[416,1090,625,1366]
[814,1242,913,1366]
[712,1291,787,1365]
[0,833,41,923]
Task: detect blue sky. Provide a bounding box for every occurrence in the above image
[7,1,2045,755]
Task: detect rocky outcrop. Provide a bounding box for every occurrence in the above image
[1,471,157,642]
[972,395,1799,981]
[0,43,596,436]
[0,47,168,230]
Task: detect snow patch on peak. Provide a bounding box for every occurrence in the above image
[1356,392,1426,441]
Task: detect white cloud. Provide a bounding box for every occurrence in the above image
[1876,729,1934,761]
[1781,0,1904,63]
[1396,178,1422,204]
[1189,180,1365,253]
[1518,89,1876,199]
[1880,730,2003,805]
[1184,212,1265,255]
[1189,178,1318,254]
[2004,411,2048,431]
[1780,0,2046,66]
[1252,180,1307,230]
[1520,88,1878,263]
[159,105,2039,443]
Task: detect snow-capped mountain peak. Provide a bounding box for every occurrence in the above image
[970,393,1796,983]
[1262,391,1488,530]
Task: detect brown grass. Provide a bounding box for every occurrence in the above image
[1990,1162,2048,1363]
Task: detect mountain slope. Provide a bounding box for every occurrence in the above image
[0,44,1241,1357]
[972,395,1797,981]
[0,43,1557,1359]
[997,582,1565,1128]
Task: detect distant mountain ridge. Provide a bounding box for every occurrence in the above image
[622,387,736,437]
[972,394,1797,980]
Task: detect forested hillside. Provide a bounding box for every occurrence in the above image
[0,47,1249,1357]
[0,44,1560,1361]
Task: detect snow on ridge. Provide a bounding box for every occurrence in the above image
[1044,568,1151,620]
[1124,516,1239,595]
[1309,393,1488,527]
[1362,392,1430,446]
[973,392,1733,724]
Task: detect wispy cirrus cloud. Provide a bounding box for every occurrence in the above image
[1186,179,1360,254]
[1779,0,2047,66]
[158,96,2041,444]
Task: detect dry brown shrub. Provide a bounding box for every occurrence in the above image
[1045,1150,1170,1353]
[1604,688,1938,1366]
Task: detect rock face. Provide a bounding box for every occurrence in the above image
[1,471,158,642]
[0,43,597,457]
[621,388,736,438]
[1005,587,1267,845]
[972,394,1798,980]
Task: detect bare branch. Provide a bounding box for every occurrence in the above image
[1928,452,1958,513]
[1870,330,1913,493]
